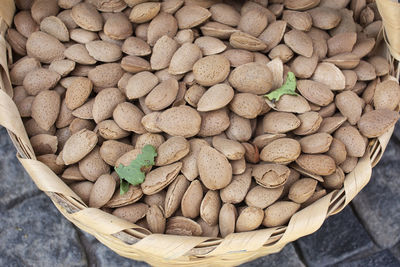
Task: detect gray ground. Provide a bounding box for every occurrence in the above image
[1,125,400,267]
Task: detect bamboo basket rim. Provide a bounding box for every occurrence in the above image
[0,0,398,266]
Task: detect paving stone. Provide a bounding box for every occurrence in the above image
[390,241,400,262]
[0,194,87,267]
[0,127,39,210]
[336,250,400,267]
[392,121,400,142]
[79,230,150,267]
[241,243,305,267]
[352,136,400,248]
[296,206,375,267]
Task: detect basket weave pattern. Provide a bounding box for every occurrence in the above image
[0,0,397,265]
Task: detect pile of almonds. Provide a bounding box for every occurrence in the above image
[8,0,400,237]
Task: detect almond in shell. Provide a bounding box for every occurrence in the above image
[295,154,336,176]
[229,31,267,52]
[297,80,334,106]
[312,62,345,90]
[26,31,65,63]
[156,105,201,138]
[39,16,69,42]
[335,91,363,125]
[252,163,290,188]
[284,0,320,11]
[353,60,376,81]
[165,175,190,217]
[229,93,264,119]
[263,112,300,133]
[309,7,341,30]
[327,32,357,57]
[334,126,366,157]
[258,20,287,52]
[31,90,61,131]
[263,201,300,227]
[209,3,240,27]
[198,108,230,137]
[283,29,313,57]
[236,206,264,232]
[220,168,252,204]
[14,11,39,38]
[323,53,360,69]
[200,190,220,225]
[229,62,273,94]
[122,37,151,56]
[10,57,41,86]
[166,216,202,236]
[358,109,400,138]
[169,43,202,75]
[282,10,312,31]
[126,71,159,100]
[85,41,122,63]
[89,174,116,208]
[300,133,333,154]
[373,80,400,111]
[268,44,294,63]
[104,13,133,40]
[325,138,347,165]
[65,77,92,110]
[63,129,98,165]
[193,55,231,87]
[225,113,252,142]
[200,22,237,40]
[198,146,232,190]
[291,54,319,79]
[212,136,245,161]
[260,138,301,164]
[147,12,178,46]
[318,116,347,134]
[121,55,151,73]
[112,203,149,223]
[23,68,60,96]
[219,203,237,237]
[31,0,59,24]
[113,103,146,134]
[155,136,189,166]
[141,162,182,195]
[129,2,161,23]
[146,205,166,234]
[197,83,234,111]
[288,178,318,204]
[238,8,268,37]
[367,56,390,77]
[92,88,125,123]
[64,44,96,65]
[151,35,179,70]
[30,134,58,155]
[181,180,203,219]
[245,185,283,209]
[322,167,345,189]
[145,78,179,111]
[175,5,211,29]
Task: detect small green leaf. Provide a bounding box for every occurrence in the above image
[115,144,157,194]
[264,72,299,102]
[120,179,129,195]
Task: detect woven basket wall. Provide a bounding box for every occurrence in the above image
[0,0,398,266]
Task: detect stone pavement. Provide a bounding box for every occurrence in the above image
[1,125,400,267]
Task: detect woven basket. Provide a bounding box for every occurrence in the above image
[0,0,399,266]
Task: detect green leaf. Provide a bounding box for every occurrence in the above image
[264,72,299,102]
[115,144,157,194]
[120,179,129,195]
